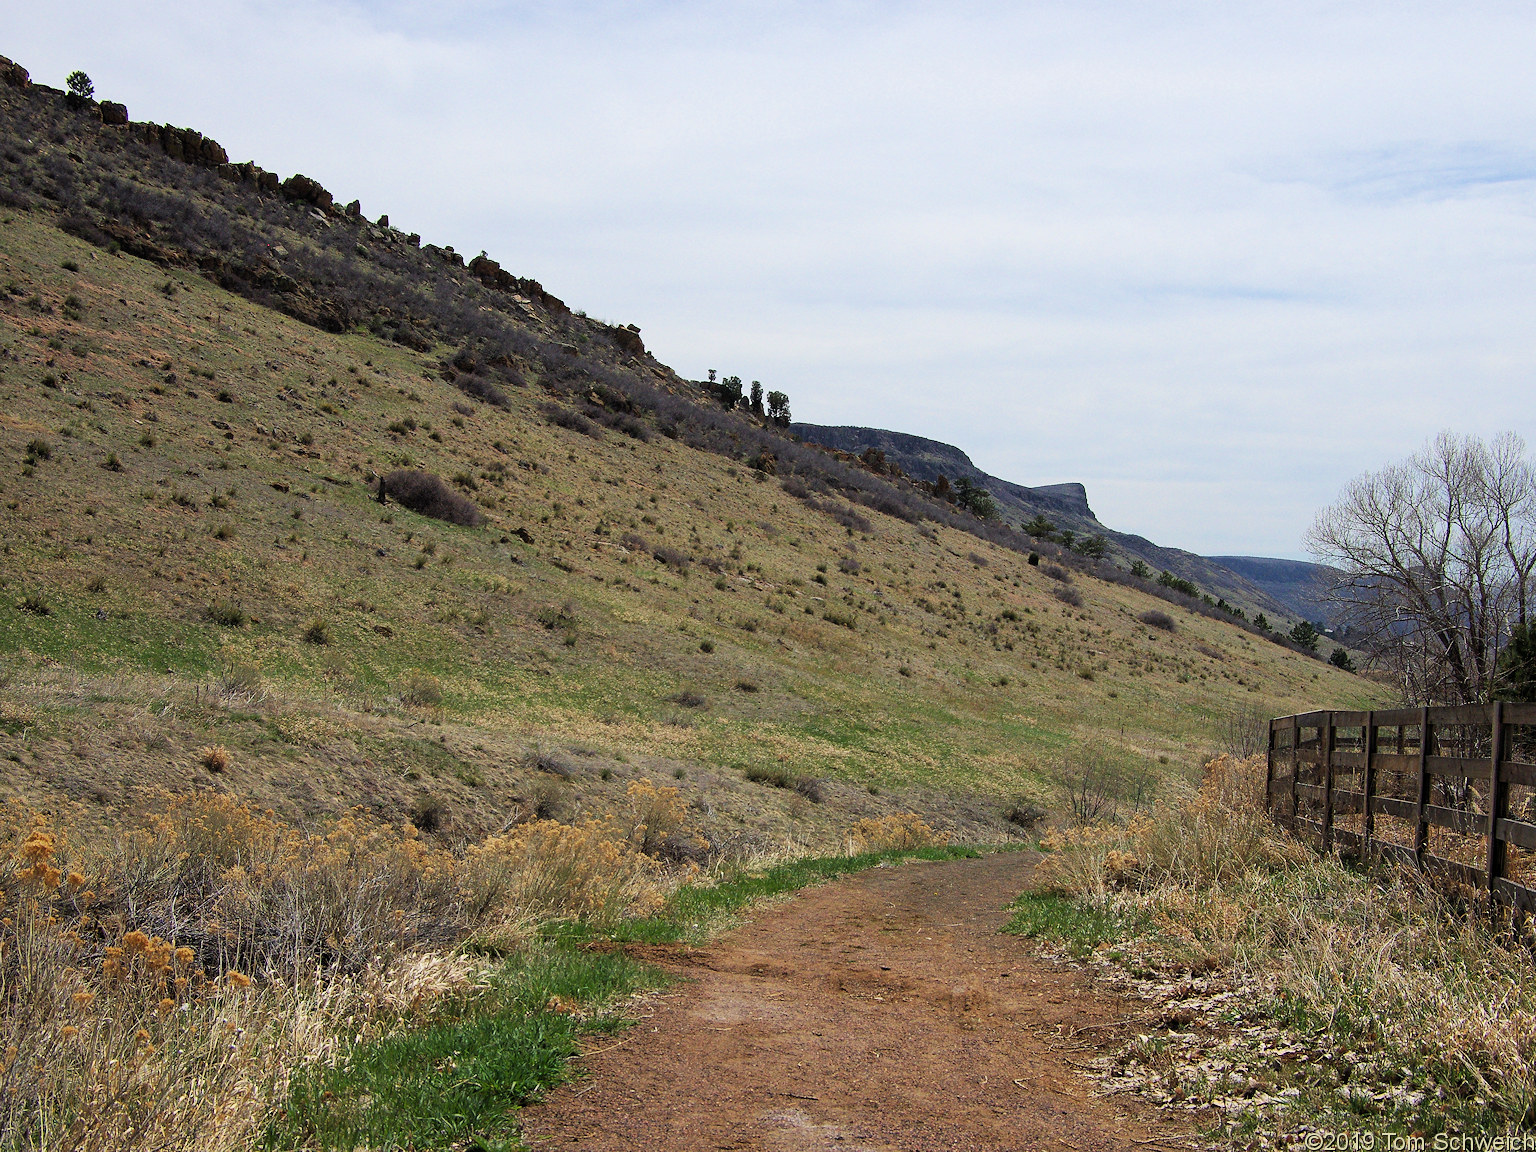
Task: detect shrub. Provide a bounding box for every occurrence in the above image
[1052,585,1082,608]
[459,818,661,923]
[456,374,509,408]
[198,745,230,773]
[522,750,573,779]
[207,600,247,627]
[1005,801,1046,830]
[302,618,332,645]
[668,691,707,708]
[845,814,947,853]
[793,777,825,804]
[399,672,443,707]
[17,590,49,616]
[699,640,714,654]
[24,438,50,461]
[219,663,264,700]
[743,765,794,788]
[542,404,601,439]
[625,778,698,857]
[1138,609,1176,632]
[380,470,483,527]
[1042,563,1070,583]
[837,556,862,575]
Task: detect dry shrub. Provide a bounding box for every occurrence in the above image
[845,813,948,854]
[380,469,483,527]
[0,805,486,1152]
[197,743,229,772]
[625,777,692,855]
[459,818,663,925]
[399,671,443,707]
[0,785,690,1149]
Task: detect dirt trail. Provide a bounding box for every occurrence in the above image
[522,852,1194,1152]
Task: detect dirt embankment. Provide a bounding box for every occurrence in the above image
[523,852,1195,1151]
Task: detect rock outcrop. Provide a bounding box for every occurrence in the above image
[279,174,333,209]
[467,253,570,316]
[134,123,229,169]
[98,100,128,126]
[0,56,28,89]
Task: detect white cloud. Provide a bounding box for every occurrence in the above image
[7,1,1536,557]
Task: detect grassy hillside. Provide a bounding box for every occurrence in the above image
[0,203,1375,847]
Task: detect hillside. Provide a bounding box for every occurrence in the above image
[794,422,1300,623]
[0,59,1377,849]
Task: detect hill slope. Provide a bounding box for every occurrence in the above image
[0,60,1377,847]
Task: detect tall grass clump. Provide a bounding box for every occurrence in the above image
[1018,754,1536,1134]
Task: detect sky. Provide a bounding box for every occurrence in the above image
[6,2,1536,559]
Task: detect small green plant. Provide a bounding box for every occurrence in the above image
[303,618,332,645]
[699,640,714,653]
[24,439,50,462]
[17,590,50,616]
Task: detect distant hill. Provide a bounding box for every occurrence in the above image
[793,423,1304,625]
[1207,556,1341,630]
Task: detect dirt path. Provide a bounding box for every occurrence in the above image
[522,852,1195,1151]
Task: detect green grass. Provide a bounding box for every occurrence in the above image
[1003,891,1148,960]
[266,941,663,1152]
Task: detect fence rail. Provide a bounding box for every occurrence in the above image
[1266,702,1536,912]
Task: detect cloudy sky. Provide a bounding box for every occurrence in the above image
[7,2,1536,558]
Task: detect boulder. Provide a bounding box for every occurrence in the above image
[376,214,389,228]
[99,101,128,126]
[344,199,361,218]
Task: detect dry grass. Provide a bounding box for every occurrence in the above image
[1025,754,1536,1135]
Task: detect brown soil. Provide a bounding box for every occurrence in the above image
[522,852,1197,1151]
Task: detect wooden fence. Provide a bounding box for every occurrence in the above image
[1266,703,1536,911]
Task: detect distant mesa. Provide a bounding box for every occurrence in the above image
[792,422,1314,623]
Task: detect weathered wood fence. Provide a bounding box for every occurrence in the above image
[1266,704,1536,911]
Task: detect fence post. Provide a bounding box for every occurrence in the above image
[1362,710,1377,857]
[1290,717,1300,827]
[1486,700,1506,898]
[1322,712,1336,852]
[1414,706,1432,868]
[1265,720,1276,816]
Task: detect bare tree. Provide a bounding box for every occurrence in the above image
[1305,432,1536,704]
